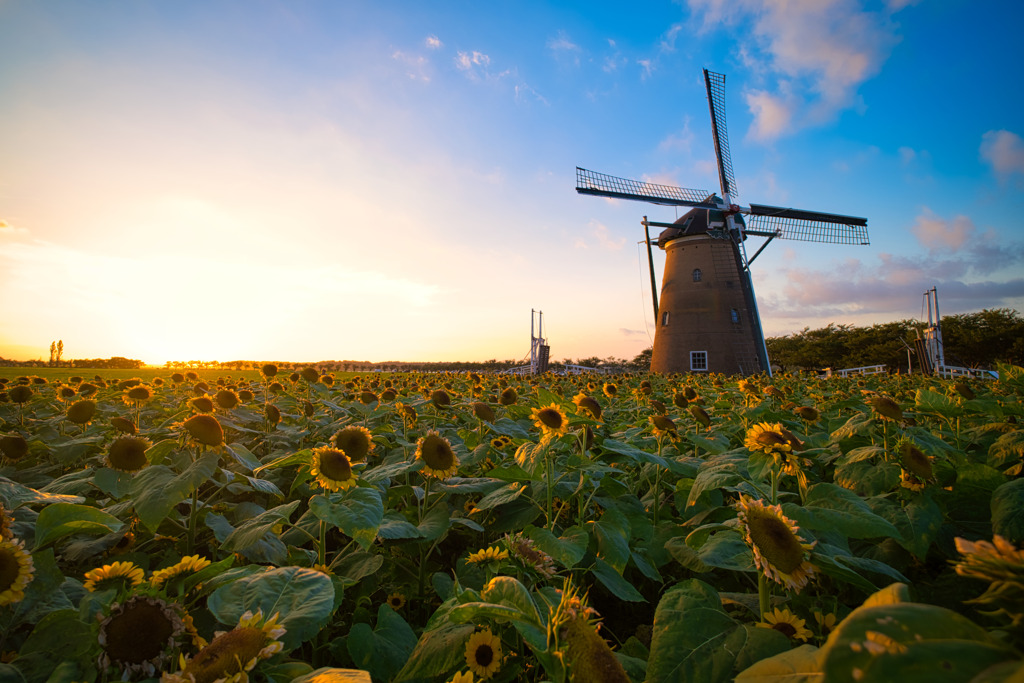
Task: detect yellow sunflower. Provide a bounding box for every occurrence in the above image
[531,403,569,437]
[331,425,375,463]
[310,447,358,491]
[757,607,813,642]
[953,535,1024,621]
[571,393,602,421]
[472,402,495,422]
[0,538,34,606]
[649,414,678,440]
[868,395,903,422]
[98,595,187,679]
[416,431,459,479]
[83,561,145,593]
[386,592,406,610]
[0,503,14,541]
[467,547,509,564]
[744,423,793,455]
[813,610,838,637]
[448,672,474,683]
[164,609,285,683]
[736,496,817,593]
[602,383,617,398]
[897,439,935,491]
[464,628,502,679]
[150,555,213,589]
[181,414,224,448]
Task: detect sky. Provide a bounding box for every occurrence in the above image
[1,0,1022,366]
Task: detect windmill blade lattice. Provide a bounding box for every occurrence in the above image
[705,69,737,200]
[576,167,715,208]
[746,207,869,245]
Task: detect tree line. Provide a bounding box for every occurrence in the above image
[765,308,1023,373]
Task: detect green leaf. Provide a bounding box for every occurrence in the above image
[915,388,962,418]
[474,482,528,511]
[696,530,755,573]
[528,525,588,568]
[991,478,1024,543]
[833,459,901,497]
[416,504,451,542]
[393,600,476,682]
[724,624,792,679]
[222,501,300,554]
[821,602,1015,683]
[378,512,423,540]
[309,488,383,550]
[224,443,262,471]
[145,438,178,466]
[346,605,417,683]
[734,644,824,683]
[687,454,747,507]
[207,566,336,651]
[33,503,123,549]
[870,496,943,560]
[0,478,83,509]
[253,448,313,475]
[787,483,899,539]
[131,452,221,532]
[829,413,874,443]
[91,467,134,499]
[645,579,738,683]
[290,668,372,683]
[591,557,646,602]
[591,507,631,573]
[481,575,544,626]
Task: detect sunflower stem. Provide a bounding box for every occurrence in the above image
[318,519,327,566]
[542,439,554,530]
[758,570,771,620]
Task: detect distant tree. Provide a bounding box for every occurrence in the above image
[49,341,57,366]
[57,340,64,364]
[630,347,653,371]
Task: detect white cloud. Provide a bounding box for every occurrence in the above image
[911,209,977,252]
[391,50,431,82]
[637,59,653,79]
[688,0,903,140]
[425,35,442,49]
[980,129,1024,179]
[547,31,581,65]
[456,50,490,71]
[898,146,916,165]
[574,220,626,251]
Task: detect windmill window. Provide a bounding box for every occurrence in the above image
[692,268,702,282]
[691,351,708,371]
[730,308,739,324]
[661,311,670,326]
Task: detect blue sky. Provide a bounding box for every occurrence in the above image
[1,0,1022,365]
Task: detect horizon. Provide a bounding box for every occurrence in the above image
[2,1,1023,367]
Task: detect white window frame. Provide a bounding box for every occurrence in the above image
[690,350,708,371]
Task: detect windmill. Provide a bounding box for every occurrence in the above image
[576,69,869,376]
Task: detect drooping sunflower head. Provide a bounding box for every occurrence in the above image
[98,595,186,679]
[464,628,502,679]
[744,423,793,455]
[8,385,33,404]
[106,436,152,473]
[83,561,145,593]
[897,439,934,482]
[738,379,760,397]
[431,389,452,408]
[649,414,678,440]
[190,396,215,414]
[531,403,568,437]
[67,399,97,425]
[467,546,509,565]
[214,389,239,410]
[498,387,518,406]
[396,402,418,425]
[572,393,602,421]
[0,537,34,606]
[689,404,712,428]
[416,431,459,479]
[794,406,820,423]
[359,390,379,405]
[505,533,556,579]
[736,495,816,593]
[260,363,278,378]
[310,447,357,491]
[150,555,213,590]
[472,402,495,423]
[756,607,812,642]
[0,434,29,462]
[181,414,224,448]
[868,395,903,422]
[331,426,375,464]
[110,416,137,435]
[170,609,285,683]
[123,385,154,405]
[300,366,320,383]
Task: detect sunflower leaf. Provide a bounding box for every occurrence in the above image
[33,503,123,549]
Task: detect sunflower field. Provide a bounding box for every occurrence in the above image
[1,365,1023,683]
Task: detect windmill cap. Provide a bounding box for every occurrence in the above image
[657,199,746,248]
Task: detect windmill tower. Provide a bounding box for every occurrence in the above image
[576,69,870,376]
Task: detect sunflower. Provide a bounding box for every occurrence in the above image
[99,595,187,679]
[572,393,602,421]
[756,607,812,642]
[0,435,29,461]
[794,406,820,423]
[897,439,935,490]
[214,390,239,410]
[472,402,495,422]
[300,366,320,383]
[181,414,224,448]
[430,389,452,408]
[0,538,34,605]
[416,431,459,479]
[8,385,33,404]
[744,423,793,455]
[386,592,406,610]
[464,628,502,679]
[310,447,358,491]
[813,610,838,637]
[265,404,281,426]
[190,396,215,413]
[0,504,13,541]
[531,403,568,437]
[260,364,278,378]
[736,496,816,593]
[330,426,375,463]
[505,533,556,579]
[953,535,1024,623]
[649,414,678,441]
[123,385,154,405]
[689,404,712,427]
[150,555,212,589]
[83,561,145,592]
[108,530,136,556]
[67,399,97,425]
[106,436,152,473]
[738,379,760,398]
[163,609,285,683]
[602,383,617,398]
[498,387,518,406]
[868,395,903,421]
[110,416,137,435]
[467,547,509,564]
[448,671,474,683]
[396,402,417,426]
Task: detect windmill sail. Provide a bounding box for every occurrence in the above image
[704,69,737,200]
[746,207,869,244]
[576,167,714,208]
